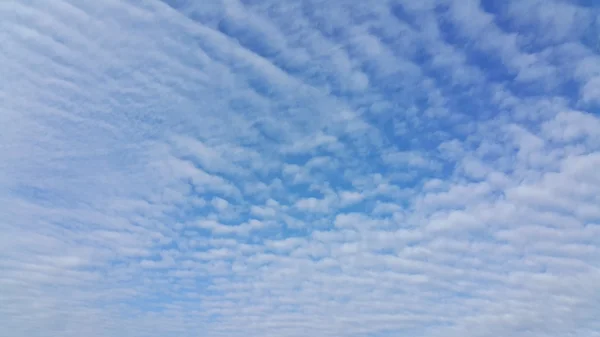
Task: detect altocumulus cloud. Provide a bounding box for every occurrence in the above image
[1,1,600,337]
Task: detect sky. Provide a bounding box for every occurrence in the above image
[1,0,600,336]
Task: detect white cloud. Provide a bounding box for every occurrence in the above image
[250,204,277,218]
[294,196,333,213]
[338,190,364,207]
[1,0,600,337]
[211,197,230,211]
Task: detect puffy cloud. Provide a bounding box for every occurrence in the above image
[1,0,600,337]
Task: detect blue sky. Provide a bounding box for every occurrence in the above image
[1,0,600,336]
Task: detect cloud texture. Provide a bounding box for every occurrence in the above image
[1,0,600,336]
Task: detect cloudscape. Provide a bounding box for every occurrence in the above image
[1,1,600,336]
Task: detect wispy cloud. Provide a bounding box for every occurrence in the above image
[1,0,600,336]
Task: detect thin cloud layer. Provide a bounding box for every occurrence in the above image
[1,1,600,337]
